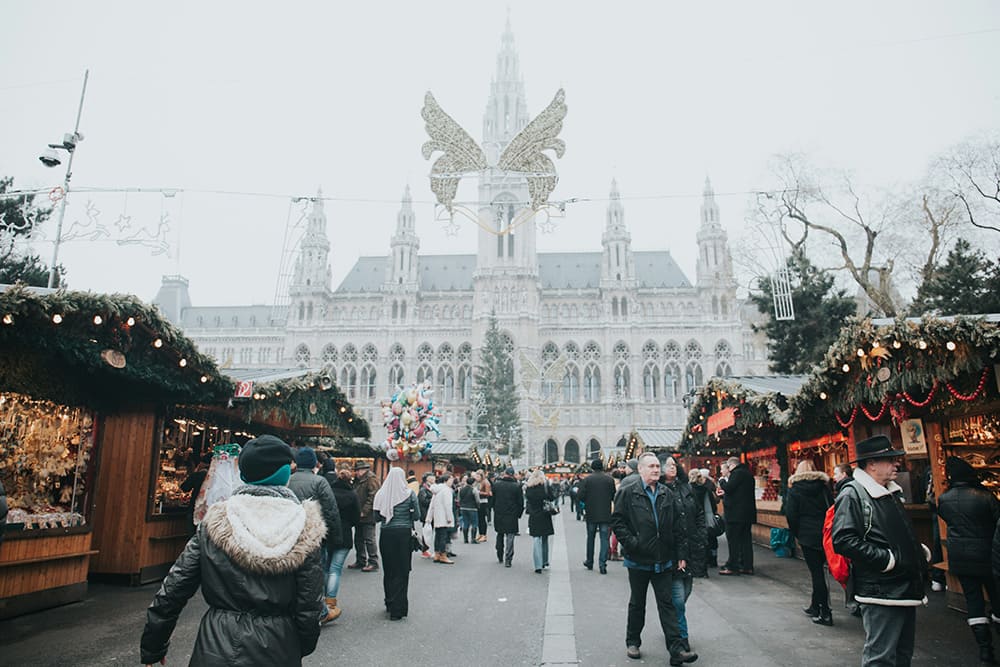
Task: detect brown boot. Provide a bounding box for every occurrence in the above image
[325,597,342,621]
[434,553,455,564]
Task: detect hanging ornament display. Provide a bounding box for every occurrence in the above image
[380,383,441,462]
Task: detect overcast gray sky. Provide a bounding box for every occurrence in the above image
[2,1,998,306]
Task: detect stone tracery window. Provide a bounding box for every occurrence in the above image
[294,344,311,368]
[321,344,337,364]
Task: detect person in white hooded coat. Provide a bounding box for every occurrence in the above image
[425,472,456,564]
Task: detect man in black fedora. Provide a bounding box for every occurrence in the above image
[832,435,930,667]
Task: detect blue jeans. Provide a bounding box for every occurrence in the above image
[585,521,610,569]
[671,574,693,639]
[461,509,479,542]
[860,604,916,667]
[325,547,350,599]
[532,535,550,570]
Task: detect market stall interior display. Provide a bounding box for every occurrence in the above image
[0,392,94,530]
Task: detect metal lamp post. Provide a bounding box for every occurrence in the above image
[41,70,89,289]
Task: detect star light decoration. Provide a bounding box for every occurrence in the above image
[421,88,568,234]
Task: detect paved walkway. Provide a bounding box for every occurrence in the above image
[0,507,981,666]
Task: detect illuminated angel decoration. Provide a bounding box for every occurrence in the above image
[421,89,567,215]
[518,349,568,396]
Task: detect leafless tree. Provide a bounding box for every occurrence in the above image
[746,154,966,318]
[933,135,1000,234]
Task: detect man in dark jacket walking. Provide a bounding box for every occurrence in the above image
[832,436,929,667]
[351,460,381,571]
[579,458,617,574]
[611,452,697,665]
[718,457,757,575]
[287,447,341,624]
[493,467,524,567]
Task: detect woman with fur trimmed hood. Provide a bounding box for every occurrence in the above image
[785,459,835,626]
[140,435,325,666]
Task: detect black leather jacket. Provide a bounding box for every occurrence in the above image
[938,481,1000,577]
[831,472,926,605]
[611,481,688,568]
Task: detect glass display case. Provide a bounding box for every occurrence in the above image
[0,392,95,530]
[940,412,1000,497]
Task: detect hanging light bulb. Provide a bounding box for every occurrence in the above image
[179,358,187,367]
[946,341,956,351]
[819,391,828,400]
[917,340,927,350]
[153,338,163,348]
[52,313,63,324]
[856,348,865,357]
[842,363,851,372]
[92,315,103,325]
[892,340,902,349]
[126,316,136,327]
[200,375,209,383]
[2,314,12,325]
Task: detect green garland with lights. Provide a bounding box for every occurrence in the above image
[681,315,1000,451]
[0,284,232,408]
[243,371,370,439]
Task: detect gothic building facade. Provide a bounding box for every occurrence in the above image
[156,22,769,465]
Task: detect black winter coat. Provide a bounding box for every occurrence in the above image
[667,475,706,577]
[720,463,757,524]
[418,485,433,522]
[492,476,524,534]
[326,474,361,549]
[140,485,325,666]
[577,471,617,524]
[831,471,926,605]
[611,481,688,567]
[938,481,1000,577]
[785,471,833,550]
[287,470,342,551]
[526,483,555,537]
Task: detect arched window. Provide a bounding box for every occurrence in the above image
[390,343,405,363]
[294,344,311,368]
[621,298,628,319]
[361,364,377,399]
[541,342,559,399]
[392,301,398,320]
[297,302,305,321]
[417,342,433,363]
[664,362,681,402]
[614,363,630,398]
[643,364,660,401]
[437,365,455,402]
[342,344,358,364]
[563,341,580,361]
[457,365,472,401]
[684,362,703,393]
[340,365,358,399]
[457,342,472,364]
[400,301,407,320]
[664,340,681,362]
[584,364,601,403]
[416,364,433,386]
[715,361,733,378]
[565,439,580,463]
[642,340,660,362]
[361,343,377,364]
[437,342,454,364]
[545,439,559,464]
[588,438,602,460]
[563,364,580,403]
[389,364,405,389]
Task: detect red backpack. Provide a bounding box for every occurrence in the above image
[823,503,850,588]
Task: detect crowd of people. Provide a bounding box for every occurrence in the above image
[136,433,1000,667]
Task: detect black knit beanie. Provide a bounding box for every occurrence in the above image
[239,435,293,484]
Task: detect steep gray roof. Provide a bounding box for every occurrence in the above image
[335,250,691,293]
[179,305,274,329]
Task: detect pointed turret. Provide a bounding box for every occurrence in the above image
[601,178,636,290]
[482,16,529,152]
[290,191,331,292]
[385,185,420,290]
[695,175,736,318]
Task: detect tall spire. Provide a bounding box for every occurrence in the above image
[606,178,625,231]
[700,175,720,227]
[483,15,529,149]
[396,184,415,233]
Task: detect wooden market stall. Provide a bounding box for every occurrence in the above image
[0,285,230,618]
[90,368,370,584]
[813,314,1000,612]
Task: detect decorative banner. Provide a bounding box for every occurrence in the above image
[380,383,441,462]
[707,407,736,436]
[234,381,253,398]
[900,418,927,456]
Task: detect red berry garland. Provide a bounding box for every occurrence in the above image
[945,368,989,402]
[902,381,937,408]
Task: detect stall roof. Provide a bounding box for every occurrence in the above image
[424,440,476,456]
[635,428,684,450]
[724,375,810,397]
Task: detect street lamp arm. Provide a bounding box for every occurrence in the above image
[47,69,89,289]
